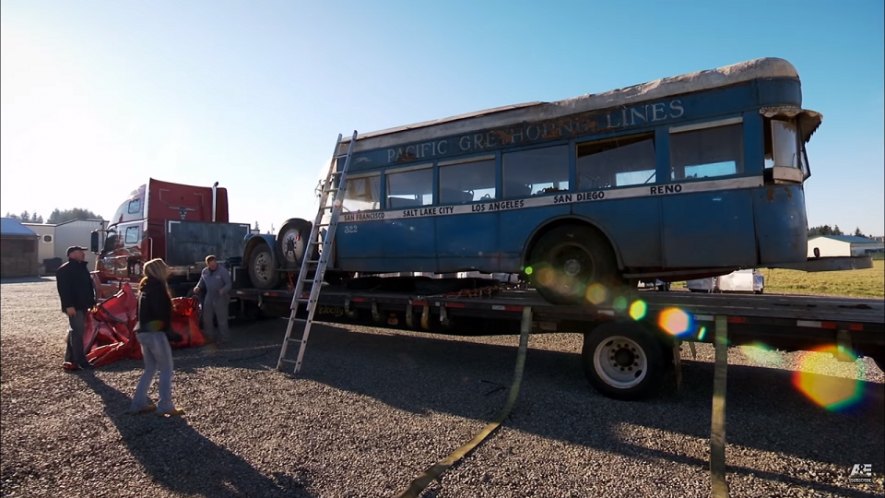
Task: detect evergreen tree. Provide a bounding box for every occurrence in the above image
[47,208,101,224]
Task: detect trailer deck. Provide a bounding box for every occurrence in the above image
[234,284,885,363]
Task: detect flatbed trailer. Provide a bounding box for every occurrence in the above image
[233,281,884,400]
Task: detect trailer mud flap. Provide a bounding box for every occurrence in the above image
[396,306,532,498]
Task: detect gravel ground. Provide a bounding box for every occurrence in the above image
[1,278,883,498]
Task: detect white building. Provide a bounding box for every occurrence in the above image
[807,235,884,258]
[23,218,107,273]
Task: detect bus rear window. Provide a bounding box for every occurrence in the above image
[439,158,496,204]
[343,175,381,211]
[503,145,568,198]
[670,123,743,180]
[386,167,433,209]
[577,133,656,188]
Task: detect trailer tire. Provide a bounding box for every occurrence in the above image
[581,321,668,400]
[277,218,312,269]
[528,225,620,304]
[247,244,279,289]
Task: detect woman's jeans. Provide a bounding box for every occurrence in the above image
[131,332,175,412]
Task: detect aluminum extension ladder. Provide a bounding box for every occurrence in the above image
[276,130,358,374]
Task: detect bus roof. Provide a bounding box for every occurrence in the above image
[345,57,801,151]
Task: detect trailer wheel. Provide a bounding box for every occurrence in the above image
[248,244,279,289]
[581,321,668,400]
[277,218,312,269]
[528,225,620,304]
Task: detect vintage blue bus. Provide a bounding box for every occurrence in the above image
[331,57,821,304]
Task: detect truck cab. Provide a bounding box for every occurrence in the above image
[92,178,249,296]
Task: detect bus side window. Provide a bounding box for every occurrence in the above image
[344,175,381,211]
[670,123,743,180]
[387,167,432,209]
[439,157,496,204]
[505,182,532,198]
[503,145,568,199]
[577,133,654,189]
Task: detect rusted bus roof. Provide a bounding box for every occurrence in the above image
[342,57,803,153]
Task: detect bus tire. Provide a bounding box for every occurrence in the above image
[581,321,667,400]
[247,244,280,289]
[277,218,312,269]
[529,225,620,304]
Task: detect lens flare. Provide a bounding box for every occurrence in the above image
[585,283,608,305]
[696,326,708,341]
[629,300,647,320]
[524,266,534,276]
[658,307,692,337]
[612,296,628,313]
[792,345,866,411]
[738,341,783,368]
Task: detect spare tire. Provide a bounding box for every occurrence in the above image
[247,243,279,289]
[277,218,312,269]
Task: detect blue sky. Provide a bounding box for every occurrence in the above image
[2,0,883,236]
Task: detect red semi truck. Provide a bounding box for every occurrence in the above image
[90,178,254,297]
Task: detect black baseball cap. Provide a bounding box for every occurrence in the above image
[67,245,87,256]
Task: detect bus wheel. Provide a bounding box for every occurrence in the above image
[277,218,312,269]
[248,244,280,289]
[581,321,667,400]
[529,225,619,304]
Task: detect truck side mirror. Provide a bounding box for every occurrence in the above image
[90,231,100,252]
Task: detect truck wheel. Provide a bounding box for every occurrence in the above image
[277,218,312,269]
[248,244,279,289]
[528,225,620,304]
[581,321,668,400]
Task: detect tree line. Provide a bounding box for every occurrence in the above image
[808,225,869,237]
[4,208,101,225]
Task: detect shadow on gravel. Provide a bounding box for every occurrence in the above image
[90,316,882,494]
[281,321,883,492]
[0,276,55,284]
[78,373,315,498]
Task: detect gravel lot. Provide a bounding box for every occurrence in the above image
[1,278,883,497]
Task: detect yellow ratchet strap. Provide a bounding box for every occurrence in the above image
[396,306,532,498]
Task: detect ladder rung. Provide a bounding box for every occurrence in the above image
[279,358,296,364]
[288,338,305,343]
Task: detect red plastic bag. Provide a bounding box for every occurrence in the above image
[168,297,206,348]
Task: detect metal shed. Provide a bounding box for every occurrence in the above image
[0,218,39,278]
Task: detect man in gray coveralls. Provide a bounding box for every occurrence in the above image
[193,255,232,345]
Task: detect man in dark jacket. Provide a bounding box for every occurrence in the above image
[56,246,96,371]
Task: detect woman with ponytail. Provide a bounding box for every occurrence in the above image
[129,258,184,416]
